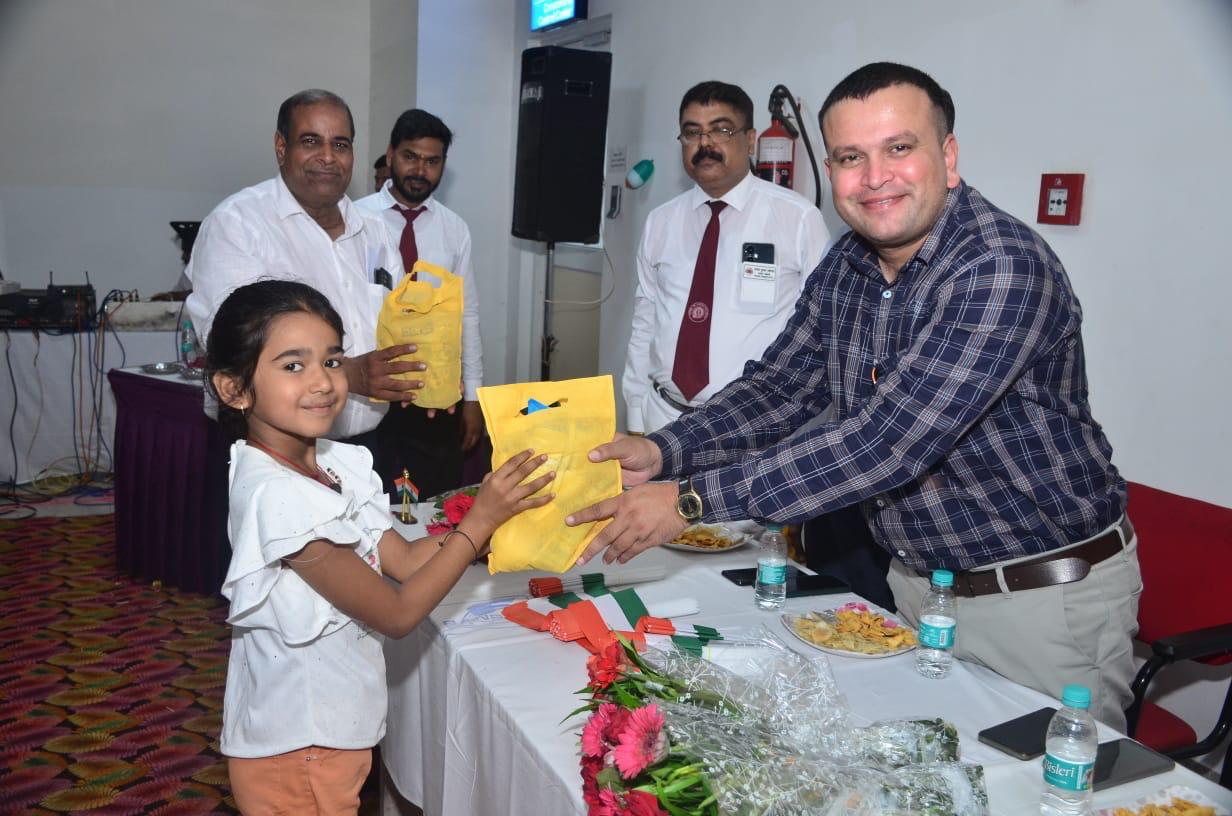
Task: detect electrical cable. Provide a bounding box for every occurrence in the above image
[543,247,618,308]
[769,84,823,210]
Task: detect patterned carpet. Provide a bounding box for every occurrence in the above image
[0,514,236,814]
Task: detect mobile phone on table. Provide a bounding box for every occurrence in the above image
[1092,738,1174,790]
[720,566,847,597]
[722,565,802,587]
[721,566,769,586]
[977,707,1056,760]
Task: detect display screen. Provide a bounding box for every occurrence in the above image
[531,0,588,32]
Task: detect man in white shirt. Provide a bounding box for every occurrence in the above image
[623,81,829,434]
[187,89,421,444]
[356,109,483,497]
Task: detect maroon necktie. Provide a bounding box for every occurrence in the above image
[671,200,727,401]
[393,205,425,279]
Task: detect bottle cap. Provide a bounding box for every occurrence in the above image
[1061,684,1091,709]
[930,569,954,587]
[763,523,784,532]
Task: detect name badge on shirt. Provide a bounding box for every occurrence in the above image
[739,242,777,313]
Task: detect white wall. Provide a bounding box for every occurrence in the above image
[0,0,373,299]
[369,0,418,190]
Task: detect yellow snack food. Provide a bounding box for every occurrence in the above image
[1111,797,1215,816]
[790,604,918,655]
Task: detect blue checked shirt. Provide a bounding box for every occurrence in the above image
[649,182,1125,572]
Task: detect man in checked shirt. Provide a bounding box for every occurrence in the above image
[567,62,1138,729]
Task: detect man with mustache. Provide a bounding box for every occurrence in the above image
[572,63,1137,728]
[188,89,420,447]
[623,81,828,434]
[357,109,483,498]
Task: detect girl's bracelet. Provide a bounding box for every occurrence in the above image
[441,528,480,561]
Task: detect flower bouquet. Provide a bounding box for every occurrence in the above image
[425,485,479,535]
[573,629,989,815]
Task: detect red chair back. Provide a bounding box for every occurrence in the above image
[1128,481,1232,665]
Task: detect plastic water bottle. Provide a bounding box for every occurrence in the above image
[1041,685,1097,816]
[915,569,956,678]
[179,319,199,366]
[754,524,787,610]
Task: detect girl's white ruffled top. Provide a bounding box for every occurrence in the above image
[220,439,392,758]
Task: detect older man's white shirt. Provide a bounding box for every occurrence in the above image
[186,175,404,438]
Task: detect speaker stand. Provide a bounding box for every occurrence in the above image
[540,241,557,381]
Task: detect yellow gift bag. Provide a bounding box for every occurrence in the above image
[375,260,462,409]
[478,375,622,574]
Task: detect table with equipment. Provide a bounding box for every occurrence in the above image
[1,329,177,484]
[378,521,1232,815]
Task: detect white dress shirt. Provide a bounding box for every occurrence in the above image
[186,176,404,438]
[220,439,391,757]
[623,173,829,433]
[355,184,483,401]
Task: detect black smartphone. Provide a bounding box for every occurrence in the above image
[1092,738,1174,791]
[721,566,775,586]
[977,707,1056,760]
[742,242,775,264]
[720,566,847,598]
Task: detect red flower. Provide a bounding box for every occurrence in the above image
[426,522,453,536]
[580,755,604,809]
[596,789,622,816]
[442,492,475,524]
[586,641,626,690]
[623,790,669,816]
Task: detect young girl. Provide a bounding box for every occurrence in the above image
[204,280,554,815]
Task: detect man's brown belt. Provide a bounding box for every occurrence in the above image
[943,516,1134,598]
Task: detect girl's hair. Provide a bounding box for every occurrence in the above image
[204,280,345,440]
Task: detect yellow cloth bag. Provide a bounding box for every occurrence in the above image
[375,260,462,409]
[478,375,622,574]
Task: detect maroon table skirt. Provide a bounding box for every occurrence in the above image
[108,369,230,596]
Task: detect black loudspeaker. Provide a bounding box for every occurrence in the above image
[512,46,612,244]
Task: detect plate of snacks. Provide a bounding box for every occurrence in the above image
[1098,786,1224,816]
[663,523,747,553]
[782,601,918,658]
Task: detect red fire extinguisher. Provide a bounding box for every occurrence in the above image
[756,116,796,189]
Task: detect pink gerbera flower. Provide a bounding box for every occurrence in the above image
[581,703,618,758]
[613,704,667,778]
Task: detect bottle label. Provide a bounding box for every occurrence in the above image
[1043,753,1093,791]
[757,562,786,586]
[918,616,955,649]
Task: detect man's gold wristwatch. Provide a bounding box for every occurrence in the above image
[676,477,703,523]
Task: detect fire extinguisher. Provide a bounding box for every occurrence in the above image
[756,115,796,189]
[755,84,822,209]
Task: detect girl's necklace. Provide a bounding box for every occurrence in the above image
[246,438,341,493]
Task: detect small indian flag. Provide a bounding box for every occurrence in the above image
[394,474,419,503]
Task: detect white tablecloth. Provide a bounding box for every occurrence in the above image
[0,329,178,483]
[381,514,1232,815]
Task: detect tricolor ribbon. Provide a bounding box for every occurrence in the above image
[502,586,709,654]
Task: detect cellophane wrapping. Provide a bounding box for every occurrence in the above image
[640,628,988,815]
